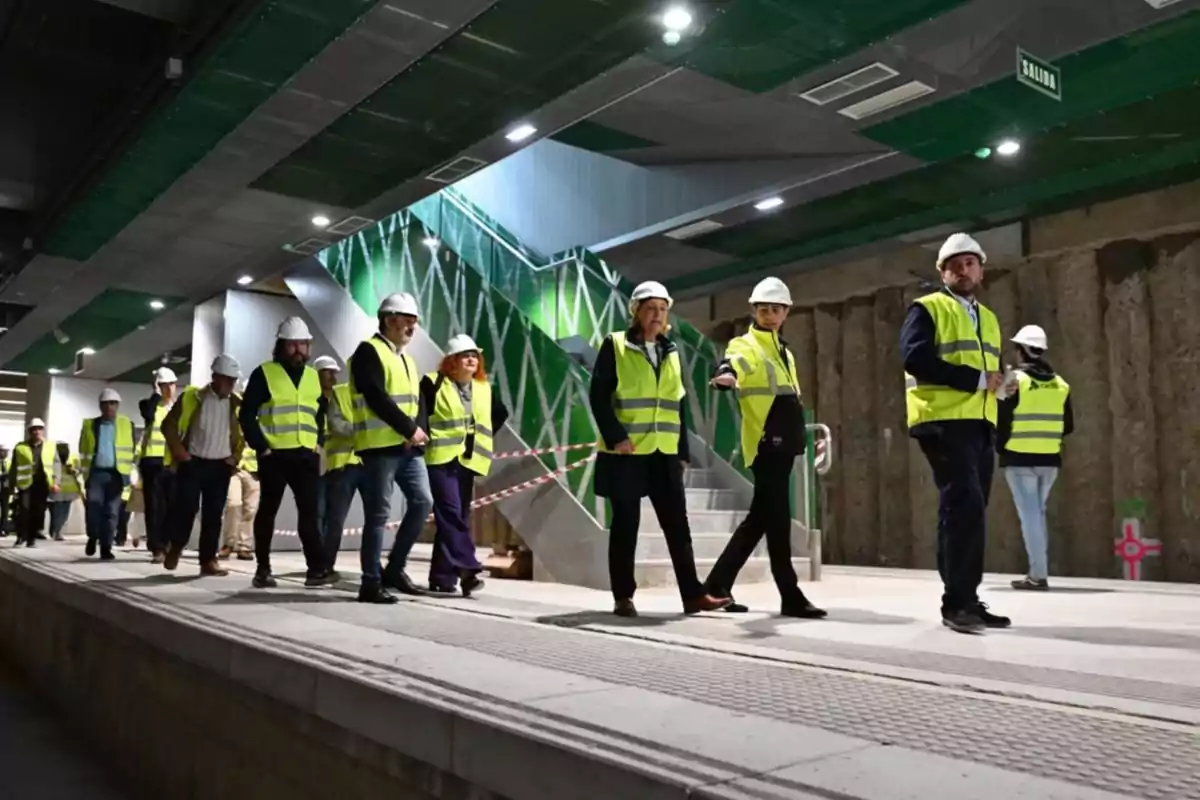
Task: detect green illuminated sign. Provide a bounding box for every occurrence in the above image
[1017,48,1061,101]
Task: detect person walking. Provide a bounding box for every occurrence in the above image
[312,355,363,580]
[349,292,433,604]
[0,444,11,537]
[138,367,178,563]
[162,354,245,576]
[10,419,56,547]
[48,443,81,541]
[239,317,329,589]
[589,281,731,618]
[420,335,509,597]
[219,447,258,561]
[997,325,1073,591]
[705,277,826,619]
[901,233,1010,634]
[78,388,136,560]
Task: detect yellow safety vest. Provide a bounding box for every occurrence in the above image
[905,291,1001,428]
[601,332,684,456]
[53,454,84,500]
[1007,372,1070,454]
[425,374,494,475]
[239,447,258,473]
[350,337,419,452]
[79,415,136,478]
[13,442,55,491]
[140,402,169,459]
[164,386,208,467]
[325,384,361,471]
[726,327,801,468]
[259,362,321,450]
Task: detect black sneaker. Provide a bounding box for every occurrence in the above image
[100,552,116,562]
[942,608,986,634]
[357,583,398,604]
[1011,577,1049,591]
[323,569,343,585]
[304,571,337,588]
[781,597,827,619]
[973,602,1011,629]
[252,573,277,589]
[461,574,484,598]
[85,539,96,556]
[427,584,458,596]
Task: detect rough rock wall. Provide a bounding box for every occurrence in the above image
[784,233,1200,582]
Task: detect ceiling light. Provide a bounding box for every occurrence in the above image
[48,368,61,375]
[754,197,785,211]
[662,6,692,31]
[311,214,332,228]
[78,347,95,356]
[996,139,1021,157]
[422,237,441,249]
[974,147,992,159]
[149,299,165,310]
[237,275,253,286]
[505,124,537,143]
[662,30,681,46]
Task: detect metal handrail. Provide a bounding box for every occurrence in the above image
[802,422,832,581]
[441,190,580,273]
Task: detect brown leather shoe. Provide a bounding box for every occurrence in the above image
[613,599,638,618]
[683,594,733,615]
[236,551,253,561]
[163,545,181,571]
[200,560,228,577]
[218,547,232,560]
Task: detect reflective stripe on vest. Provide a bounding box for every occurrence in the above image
[141,403,169,459]
[80,416,137,477]
[260,362,321,450]
[726,327,800,468]
[424,374,495,476]
[601,332,684,456]
[13,442,55,490]
[350,337,419,452]
[1006,371,1070,454]
[325,383,361,471]
[904,292,1001,428]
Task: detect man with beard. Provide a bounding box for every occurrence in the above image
[238,316,330,589]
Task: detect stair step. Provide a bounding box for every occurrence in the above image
[681,469,723,489]
[633,557,812,589]
[642,489,744,513]
[641,509,742,535]
[636,532,759,561]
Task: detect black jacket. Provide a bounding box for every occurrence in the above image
[239,360,327,454]
[138,392,164,465]
[348,334,428,458]
[712,325,806,458]
[419,374,510,474]
[996,359,1074,468]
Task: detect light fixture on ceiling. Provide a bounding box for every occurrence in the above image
[422,236,441,249]
[996,139,1021,157]
[48,368,61,375]
[149,299,165,311]
[662,30,682,46]
[311,214,332,228]
[237,275,254,286]
[662,6,692,31]
[974,147,992,160]
[754,197,785,212]
[78,347,95,356]
[505,124,537,143]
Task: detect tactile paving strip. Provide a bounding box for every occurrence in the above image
[304,602,1200,800]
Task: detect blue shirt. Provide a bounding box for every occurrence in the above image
[93,420,117,469]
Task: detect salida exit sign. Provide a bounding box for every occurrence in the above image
[1017,48,1061,101]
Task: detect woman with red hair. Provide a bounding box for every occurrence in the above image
[419,334,509,596]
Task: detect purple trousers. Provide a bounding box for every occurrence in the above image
[428,460,483,588]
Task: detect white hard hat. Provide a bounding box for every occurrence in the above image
[312,355,340,373]
[378,292,420,317]
[936,233,987,270]
[29,418,45,429]
[276,316,313,341]
[748,277,792,306]
[99,388,121,404]
[1011,324,1048,351]
[154,366,178,384]
[445,334,481,357]
[211,354,241,379]
[628,281,673,316]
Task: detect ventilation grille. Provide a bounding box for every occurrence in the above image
[288,238,333,256]
[427,156,488,184]
[326,216,374,236]
[837,80,935,121]
[665,219,724,240]
[799,63,898,106]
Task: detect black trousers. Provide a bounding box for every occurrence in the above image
[253,450,322,575]
[608,453,704,603]
[169,458,232,563]
[917,424,995,612]
[705,451,803,602]
[140,459,171,554]
[16,479,49,544]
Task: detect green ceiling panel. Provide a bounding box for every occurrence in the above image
[682,0,971,93]
[251,0,669,207]
[44,0,378,261]
[864,10,1200,161]
[550,120,659,153]
[6,291,185,374]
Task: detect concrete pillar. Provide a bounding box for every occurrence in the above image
[839,297,877,564]
[872,287,910,568]
[979,269,1022,575]
[813,305,843,561]
[903,284,938,571]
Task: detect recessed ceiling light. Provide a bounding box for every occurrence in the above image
[662,30,681,46]
[149,299,165,310]
[422,237,441,249]
[505,124,537,143]
[754,197,785,211]
[48,368,61,375]
[974,147,992,159]
[996,139,1021,156]
[237,275,253,286]
[78,347,95,356]
[311,214,332,228]
[662,6,692,31]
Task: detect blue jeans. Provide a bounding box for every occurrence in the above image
[1004,466,1059,580]
[85,469,124,555]
[49,501,72,538]
[359,451,433,584]
[323,464,367,571]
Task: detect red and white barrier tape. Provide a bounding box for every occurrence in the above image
[272,453,596,537]
[492,441,595,460]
